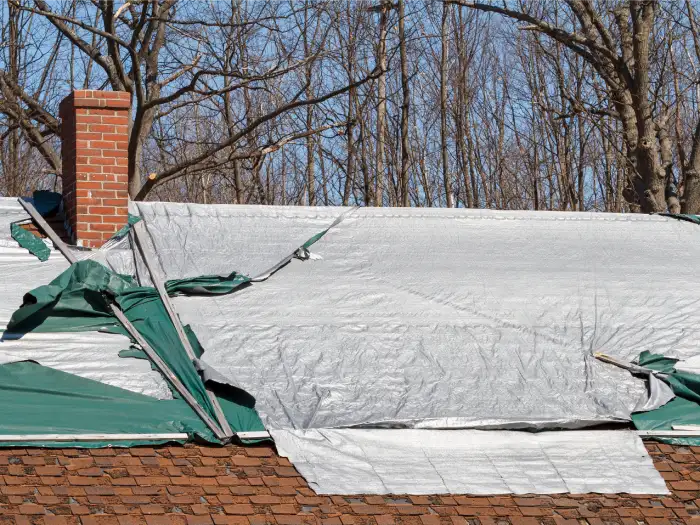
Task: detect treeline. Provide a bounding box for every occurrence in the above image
[2,1,700,213]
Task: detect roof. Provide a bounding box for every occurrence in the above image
[2,199,700,495]
[0,440,693,523]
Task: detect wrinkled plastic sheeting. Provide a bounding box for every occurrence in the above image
[635,373,675,413]
[132,202,338,283]
[674,355,700,375]
[164,207,700,430]
[272,429,669,495]
[0,198,171,399]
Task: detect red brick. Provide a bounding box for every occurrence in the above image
[102,117,129,125]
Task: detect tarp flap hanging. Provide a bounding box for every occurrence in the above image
[10,222,51,262]
[0,198,168,399]
[5,259,263,438]
[10,192,63,261]
[632,352,700,446]
[0,359,264,447]
[0,360,200,446]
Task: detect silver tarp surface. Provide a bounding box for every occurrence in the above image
[272,429,669,495]
[0,198,171,399]
[130,203,690,494]
[137,205,700,430]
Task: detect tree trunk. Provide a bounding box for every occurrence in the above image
[374,2,388,207]
[440,3,453,207]
[398,0,410,207]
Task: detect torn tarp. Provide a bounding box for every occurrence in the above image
[10,222,51,262]
[0,360,196,446]
[0,198,168,398]
[0,360,262,447]
[632,351,700,446]
[5,259,263,442]
[10,192,63,261]
[137,204,690,495]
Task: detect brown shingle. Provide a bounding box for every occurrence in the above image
[0,441,695,525]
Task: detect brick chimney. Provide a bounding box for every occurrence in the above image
[59,90,130,248]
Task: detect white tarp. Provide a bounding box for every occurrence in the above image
[149,206,700,430]
[272,429,669,495]
[0,198,171,399]
[133,203,687,494]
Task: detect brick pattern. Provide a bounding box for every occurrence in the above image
[0,442,698,525]
[59,90,130,248]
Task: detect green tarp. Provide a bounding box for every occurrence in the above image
[0,360,263,447]
[11,192,63,261]
[10,222,51,262]
[2,217,341,446]
[109,213,141,241]
[0,360,203,446]
[659,213,700,225]
[4,259,263,444]
[632,351,700,446]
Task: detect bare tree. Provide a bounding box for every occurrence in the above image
[3,0,700,214]
[450,0,700,213]
[2,0,382,201]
